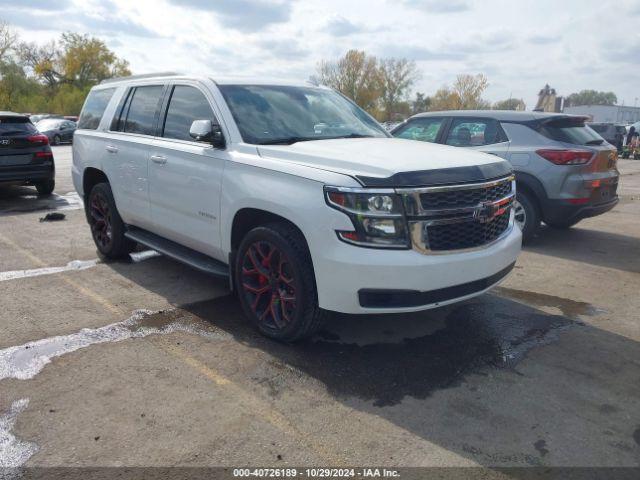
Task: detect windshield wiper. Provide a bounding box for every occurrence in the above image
[330,133,376,139]
[585,139,604,145]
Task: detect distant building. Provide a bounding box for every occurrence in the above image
[535,84,564,113]
[562,104,640,124]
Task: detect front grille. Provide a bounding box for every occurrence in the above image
[400,175,515,254]
[426,210,510,251]
[420,179,512,210]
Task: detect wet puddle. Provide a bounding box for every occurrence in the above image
[0,398,38,467]
[0,309,223,381]
[0,191,83,216]
[494,286,607,319]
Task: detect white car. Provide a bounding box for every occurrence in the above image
[72,74,521,341]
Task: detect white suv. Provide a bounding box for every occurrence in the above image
[73,74,521,341]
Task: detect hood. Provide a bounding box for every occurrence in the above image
[257,138,511,187]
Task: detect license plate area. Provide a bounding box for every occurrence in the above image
[0,155,32,166]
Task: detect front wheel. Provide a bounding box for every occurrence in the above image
[235,223,327,342]
[87,182,136,259]
[513,189,540,244]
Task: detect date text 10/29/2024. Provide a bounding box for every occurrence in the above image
[233,468,401,478]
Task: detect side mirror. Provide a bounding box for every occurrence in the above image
[189,119,225,149]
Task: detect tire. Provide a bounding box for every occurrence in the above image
[545,218,582,229]
[87,182,136,259]
[35,178,55,195]
[234,222,327,342]
[513,189,540,244]
[52,135,61,146]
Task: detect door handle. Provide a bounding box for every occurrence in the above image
[150,154,167,165]
[105,145,118,153]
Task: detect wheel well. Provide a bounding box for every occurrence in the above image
[83,168,109,201]
[515,179,542,214]
[231,208,308,252]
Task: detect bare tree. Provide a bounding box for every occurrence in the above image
[429,74,490,111]
[379,58,420,121]
[16,40,63,88]
[314,49,381,113]
[0,20,18,62]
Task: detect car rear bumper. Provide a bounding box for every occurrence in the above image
[0,163,54,184]
[543,196,619,224]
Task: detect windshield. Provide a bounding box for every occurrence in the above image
[218,84,388,145]
[36,119,61,130]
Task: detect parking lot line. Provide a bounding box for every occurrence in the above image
[0,230,346,464]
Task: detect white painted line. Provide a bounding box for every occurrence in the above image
[0,310,223,381]
[0,398,38,467]
[0,259,99,282]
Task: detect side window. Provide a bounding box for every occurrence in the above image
[162,85,216,141]
[77,88,116,130]
[393,118,445,143]
[445,118,505,147]
[123,86,164,136]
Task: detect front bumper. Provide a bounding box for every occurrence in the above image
[313,224,522,314]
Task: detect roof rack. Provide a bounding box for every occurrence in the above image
[100,72,183,85]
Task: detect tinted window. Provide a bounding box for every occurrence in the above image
[78,88,116,130]
[0,117,36,135]
[393,118,444,143]
[124,86,164,136]
[588,124,608,133]
[218,84,387,144]
[539,118,604,145]
[163,86,215,141]
[445,118,505,147]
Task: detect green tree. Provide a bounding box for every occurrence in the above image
[565,90,617,107]
[313,49,381,114]
[493,98,526,111]
[378,57,420,121]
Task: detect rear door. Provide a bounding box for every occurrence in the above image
[102,84,165,229]
[442,117,511,159]
[148,82,228,259]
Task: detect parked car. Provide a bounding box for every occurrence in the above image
[588,122,626,151]
[0,111,55,195]
[29,113,63,124]
[64,115,79,122]
[73,74,521,341]
[392,111,619,242]
[36,118,77,145]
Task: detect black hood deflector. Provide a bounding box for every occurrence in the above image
[356,162,513,188]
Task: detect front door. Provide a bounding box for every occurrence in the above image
[148,84,227,260]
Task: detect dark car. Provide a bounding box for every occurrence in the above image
[0,112,55,195]
[35,118,76,145]
[588,123,626,151]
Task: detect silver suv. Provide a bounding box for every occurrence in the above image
[392,111,619,242]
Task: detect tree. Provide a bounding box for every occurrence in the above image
[378,58,420,121]
[314,49,381,113]
[493,98,526,111]
[0,20,17,62]
[428,74,490,111]
[565,90,617,107]
[411,92,431,114]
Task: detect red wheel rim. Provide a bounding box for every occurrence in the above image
[89,193,113,249]
[241,241,296,330]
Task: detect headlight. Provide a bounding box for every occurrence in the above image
[324,186,410,248]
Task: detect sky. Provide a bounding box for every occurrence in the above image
[1,0,639,109]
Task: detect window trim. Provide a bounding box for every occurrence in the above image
[441,116,509,147]
[156,82,225,149]
[107,84,167,138]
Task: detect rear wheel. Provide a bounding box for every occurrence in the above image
[87,182,135,259]
[52,135,61,146]
[35,178,55,195]
[235,223,326,342]
[513,189,540,244]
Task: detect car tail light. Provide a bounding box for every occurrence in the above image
[27,134,49,146]
[35,151,53,158]
[536,149,594,165]
[568,198,590,205]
